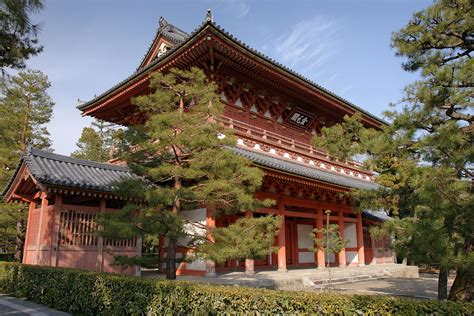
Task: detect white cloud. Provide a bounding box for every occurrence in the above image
[218,0,250,19]
[263,16,341,79]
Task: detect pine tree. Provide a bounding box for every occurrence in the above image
[100,67,275,279]
[0,0,44,72]
[0,69,54,260]
[195,215,282,264]
[72,119,122,161]
[71,127,108,161]
[309,210,348,289]
[312,1,473,301]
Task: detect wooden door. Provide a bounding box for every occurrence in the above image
[285,222,294,265]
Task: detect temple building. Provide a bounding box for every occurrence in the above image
[3,15,394,276]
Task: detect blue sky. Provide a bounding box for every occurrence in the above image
[26,0,432,154]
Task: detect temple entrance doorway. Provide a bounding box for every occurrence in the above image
[284,217,318,268]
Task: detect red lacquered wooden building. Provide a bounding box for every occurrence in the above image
[4,15,394,276]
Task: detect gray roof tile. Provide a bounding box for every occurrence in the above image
[230,146,379,191]
[362,210,392,222]
[21,148,135,193]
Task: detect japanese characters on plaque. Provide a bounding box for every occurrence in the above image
[286,108,314,129]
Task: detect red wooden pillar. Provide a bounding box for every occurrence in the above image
[22,201,35,263]
[356,212,365,266]
[205,207,217,277]
[316,209,325,268]
[337,210,346,267]
[244,211,255,274]
[96,198,106,272]
[277,200,287,272]
[35,192,48,265]
[50,194,62,267]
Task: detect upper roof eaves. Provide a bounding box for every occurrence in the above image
[78,19,386,125]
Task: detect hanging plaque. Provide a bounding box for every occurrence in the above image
[286,108,315,129]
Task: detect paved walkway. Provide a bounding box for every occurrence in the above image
[328,275,452,300]
[144,264,419,289]
[0,295,69,316]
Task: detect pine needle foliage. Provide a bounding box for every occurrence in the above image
[99,67,274,279]
[195,215,282,264]
[309,224,346,256]
[0,0,44,72]
[312,0,473,301]
[72,119,122,161]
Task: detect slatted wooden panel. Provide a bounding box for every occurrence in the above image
[59,209,98,246]
[59,209,136,248]
[27,209,40,246]
[104,237,137,248]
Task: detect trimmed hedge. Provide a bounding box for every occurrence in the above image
[0,262,472,315]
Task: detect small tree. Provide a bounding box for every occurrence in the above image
[100,67,274,279]
[309,210,348,289]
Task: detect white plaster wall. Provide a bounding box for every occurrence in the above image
[178,208,206,247]
[344,223,357,248]
[178,208,207,271]
[345,251,358,265]
[299,252,315,263]
[327,253,336,263]
[297,224,315,263]
[297,224,314,249]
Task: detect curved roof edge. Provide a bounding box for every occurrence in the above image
[77,20,387,126]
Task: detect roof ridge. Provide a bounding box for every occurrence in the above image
[28,148,130,172]
[79,20,386,125]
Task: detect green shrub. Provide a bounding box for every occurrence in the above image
[0,262,472,315]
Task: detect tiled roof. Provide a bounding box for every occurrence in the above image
[230,146,379,191]
[157,17,189,44]
[362,210,392,222]
[137,17,189,70]
[5,148,136,194]
[77,19,386,125]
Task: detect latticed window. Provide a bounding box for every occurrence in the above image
[59,208,137,248]
[59,209,98,246]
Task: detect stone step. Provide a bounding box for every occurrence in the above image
[310,273,389,286]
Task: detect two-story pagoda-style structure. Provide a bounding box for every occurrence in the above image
[4,14,394,276]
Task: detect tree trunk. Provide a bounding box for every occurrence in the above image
[449,265,474,302]
[438,267,448,300]
[166,238,177,280]
[165,175,181,280]
[13,218,24,262]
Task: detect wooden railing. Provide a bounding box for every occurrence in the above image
[219,116,373,179]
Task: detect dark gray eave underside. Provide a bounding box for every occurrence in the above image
[231,146,379,191]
